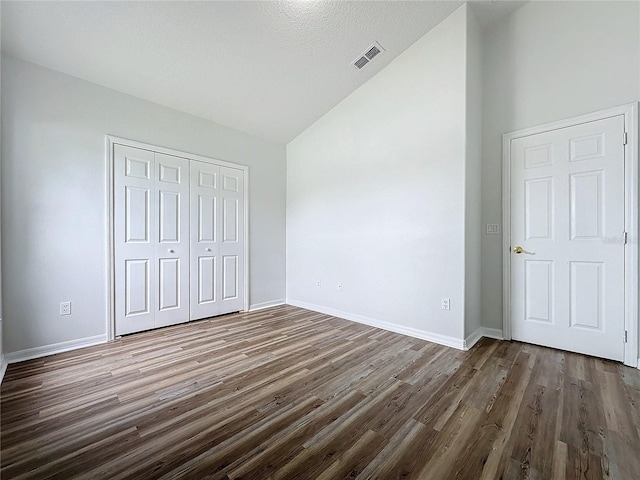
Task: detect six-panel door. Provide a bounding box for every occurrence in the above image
[189,160,220,320]
[219,166,245,314]
[510,116,625,361]
[114,145,156,335]
[154,153,190,328]
[189,161,245,320]
[115,146,245,335]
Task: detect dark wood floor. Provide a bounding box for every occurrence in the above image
[2,305,639,479]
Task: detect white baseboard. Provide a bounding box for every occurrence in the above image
[480,327,504,340]
[0,354,7,384]
[287,299,467,350]
[465,327,504,350]
[464,328,483,350]
[249,299,286,312]
[5,334,108,364]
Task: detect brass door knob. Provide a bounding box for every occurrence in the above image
[513,246,535,255]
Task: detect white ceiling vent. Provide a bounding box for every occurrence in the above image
[352,42,385,70]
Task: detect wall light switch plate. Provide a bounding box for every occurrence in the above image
[486,224,500,235]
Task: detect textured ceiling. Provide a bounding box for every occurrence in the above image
[1,1,523,144]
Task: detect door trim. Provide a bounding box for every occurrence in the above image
[502,103,639,367]
[105,135,250,341]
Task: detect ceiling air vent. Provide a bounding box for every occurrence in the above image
[352,42,385,70]
[353,56,369,70]
[365,45,381,60]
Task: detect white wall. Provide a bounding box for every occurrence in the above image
[1,56,287,355]
[481,1,640,333]
[287,6,472,344]
[463,6,483,338]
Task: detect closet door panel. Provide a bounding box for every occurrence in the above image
[222,255,239,300]
[190,161,221,320]
[198,256,217,304]
[155,153,190,328]
[219,166,244,314]
[114,145,156,335]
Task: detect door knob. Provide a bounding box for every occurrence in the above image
[513,246,535,255]
[205,248,211,252]
[168,249,174,253]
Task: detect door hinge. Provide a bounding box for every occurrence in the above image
[624,330,628,343]
[623,132,628,145]
[624,232,628,244]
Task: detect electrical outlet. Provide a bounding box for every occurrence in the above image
[441,298,450,311]
[60,301,71,316]
[337,282,343,291]
[316,280,322,288]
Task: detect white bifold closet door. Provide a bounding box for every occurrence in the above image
[114,144,244,336]
[190,160,245,320]
[114,145,190,335]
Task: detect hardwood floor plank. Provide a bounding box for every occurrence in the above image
[508,349,563,477]
[412,363,475,428]
[2,306,639,479]
[353,418,427,480]
[566,444,603,480]
[553,440,569,480]
[156,396,325,480]
[226,390,366,479]
[561,377,605,456]
[598,370,638,443]
[313,428,387,480]
[270,380,404,480]
[479,352,537,480]
[415,402,485,479]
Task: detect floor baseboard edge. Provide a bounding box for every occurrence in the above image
[287,299,466,350]
[464,327,504,350]
[5,334,108,364]
[249,300,286,312]
[0,355,7,384]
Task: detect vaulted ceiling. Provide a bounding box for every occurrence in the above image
[1,1,523,143]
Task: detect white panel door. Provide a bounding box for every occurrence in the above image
[155,153,190,328]
[510,116,625,361]
[189,161,244,320]
[190,161,221,320]
[114,145,156,335]
[219,166,245,314]
[116,145,246,333]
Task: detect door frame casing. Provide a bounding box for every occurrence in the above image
[502,103,639,367]
[105,136,250,341]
